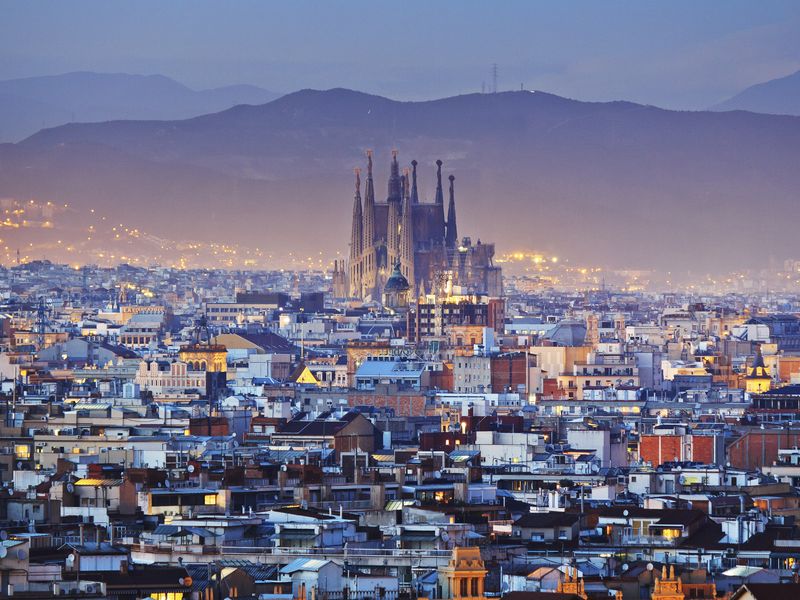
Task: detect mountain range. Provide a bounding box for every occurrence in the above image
[0,72,281,142]
[1,87,799,274]
[712,69,800,116]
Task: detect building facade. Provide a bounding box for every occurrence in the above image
[348,151,502,301]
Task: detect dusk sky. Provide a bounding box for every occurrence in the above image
[3,0,800,108]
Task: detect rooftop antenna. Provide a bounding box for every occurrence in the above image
[492,63,498,94]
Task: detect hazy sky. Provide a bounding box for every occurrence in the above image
[3,0,800,108]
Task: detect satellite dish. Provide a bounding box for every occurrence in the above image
[440,531,450,543]
[16,549,26,560]
[280,464,288,472]
[66,554,75,568]
[233,441,239,448]
[622,564,629,572]
[623,509,629,517]
[16,461,22,470]
[165,480,171,488]
[67,483,75,493]
[0,547,7,559]
[434,471,442,479]
[646,562,654,572]
[187,464,195,473]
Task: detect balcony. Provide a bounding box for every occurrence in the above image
[616,534,680,547]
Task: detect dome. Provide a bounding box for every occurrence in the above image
[384,263,410,292]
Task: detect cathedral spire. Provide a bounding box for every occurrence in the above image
[351,167,363,255]
[410,160,420,204]
[401,168,415,291]
[387,149,402,201]
[445,174,458,249]
[348,167,363,297]
[387,172,402,270]
[361,149,378,299]
[363,150,376,247]
[434,159,444,205]
[434,159,446,242]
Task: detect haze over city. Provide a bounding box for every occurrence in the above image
[1,1,800,285]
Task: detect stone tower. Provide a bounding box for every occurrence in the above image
[361,150,377,298]
[445,174,458,250]
[438,547,487,600]
[400,168,415,289]
[348,168,363,298]
[651,565,683,600]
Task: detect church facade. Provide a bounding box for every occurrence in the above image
[346,150,502,301]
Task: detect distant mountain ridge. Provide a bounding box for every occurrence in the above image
[2,87,800,273]
[712,69,800,115]
[0,71,281,142]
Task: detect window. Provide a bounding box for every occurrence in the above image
[204,494,216,505]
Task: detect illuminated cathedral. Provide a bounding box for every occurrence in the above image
[344,150,502,301]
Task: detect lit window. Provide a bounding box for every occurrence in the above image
[204,494,216,505]
[14,445,30,459]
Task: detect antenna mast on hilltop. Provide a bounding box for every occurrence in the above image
[492,63,498,94]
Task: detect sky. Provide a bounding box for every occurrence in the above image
[2,1,800,108]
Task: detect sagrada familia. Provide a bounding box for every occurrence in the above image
[335,150,502,301]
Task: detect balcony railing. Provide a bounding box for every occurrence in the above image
[132,543,452,559]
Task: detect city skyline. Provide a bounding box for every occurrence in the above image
[3,4,800,599]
